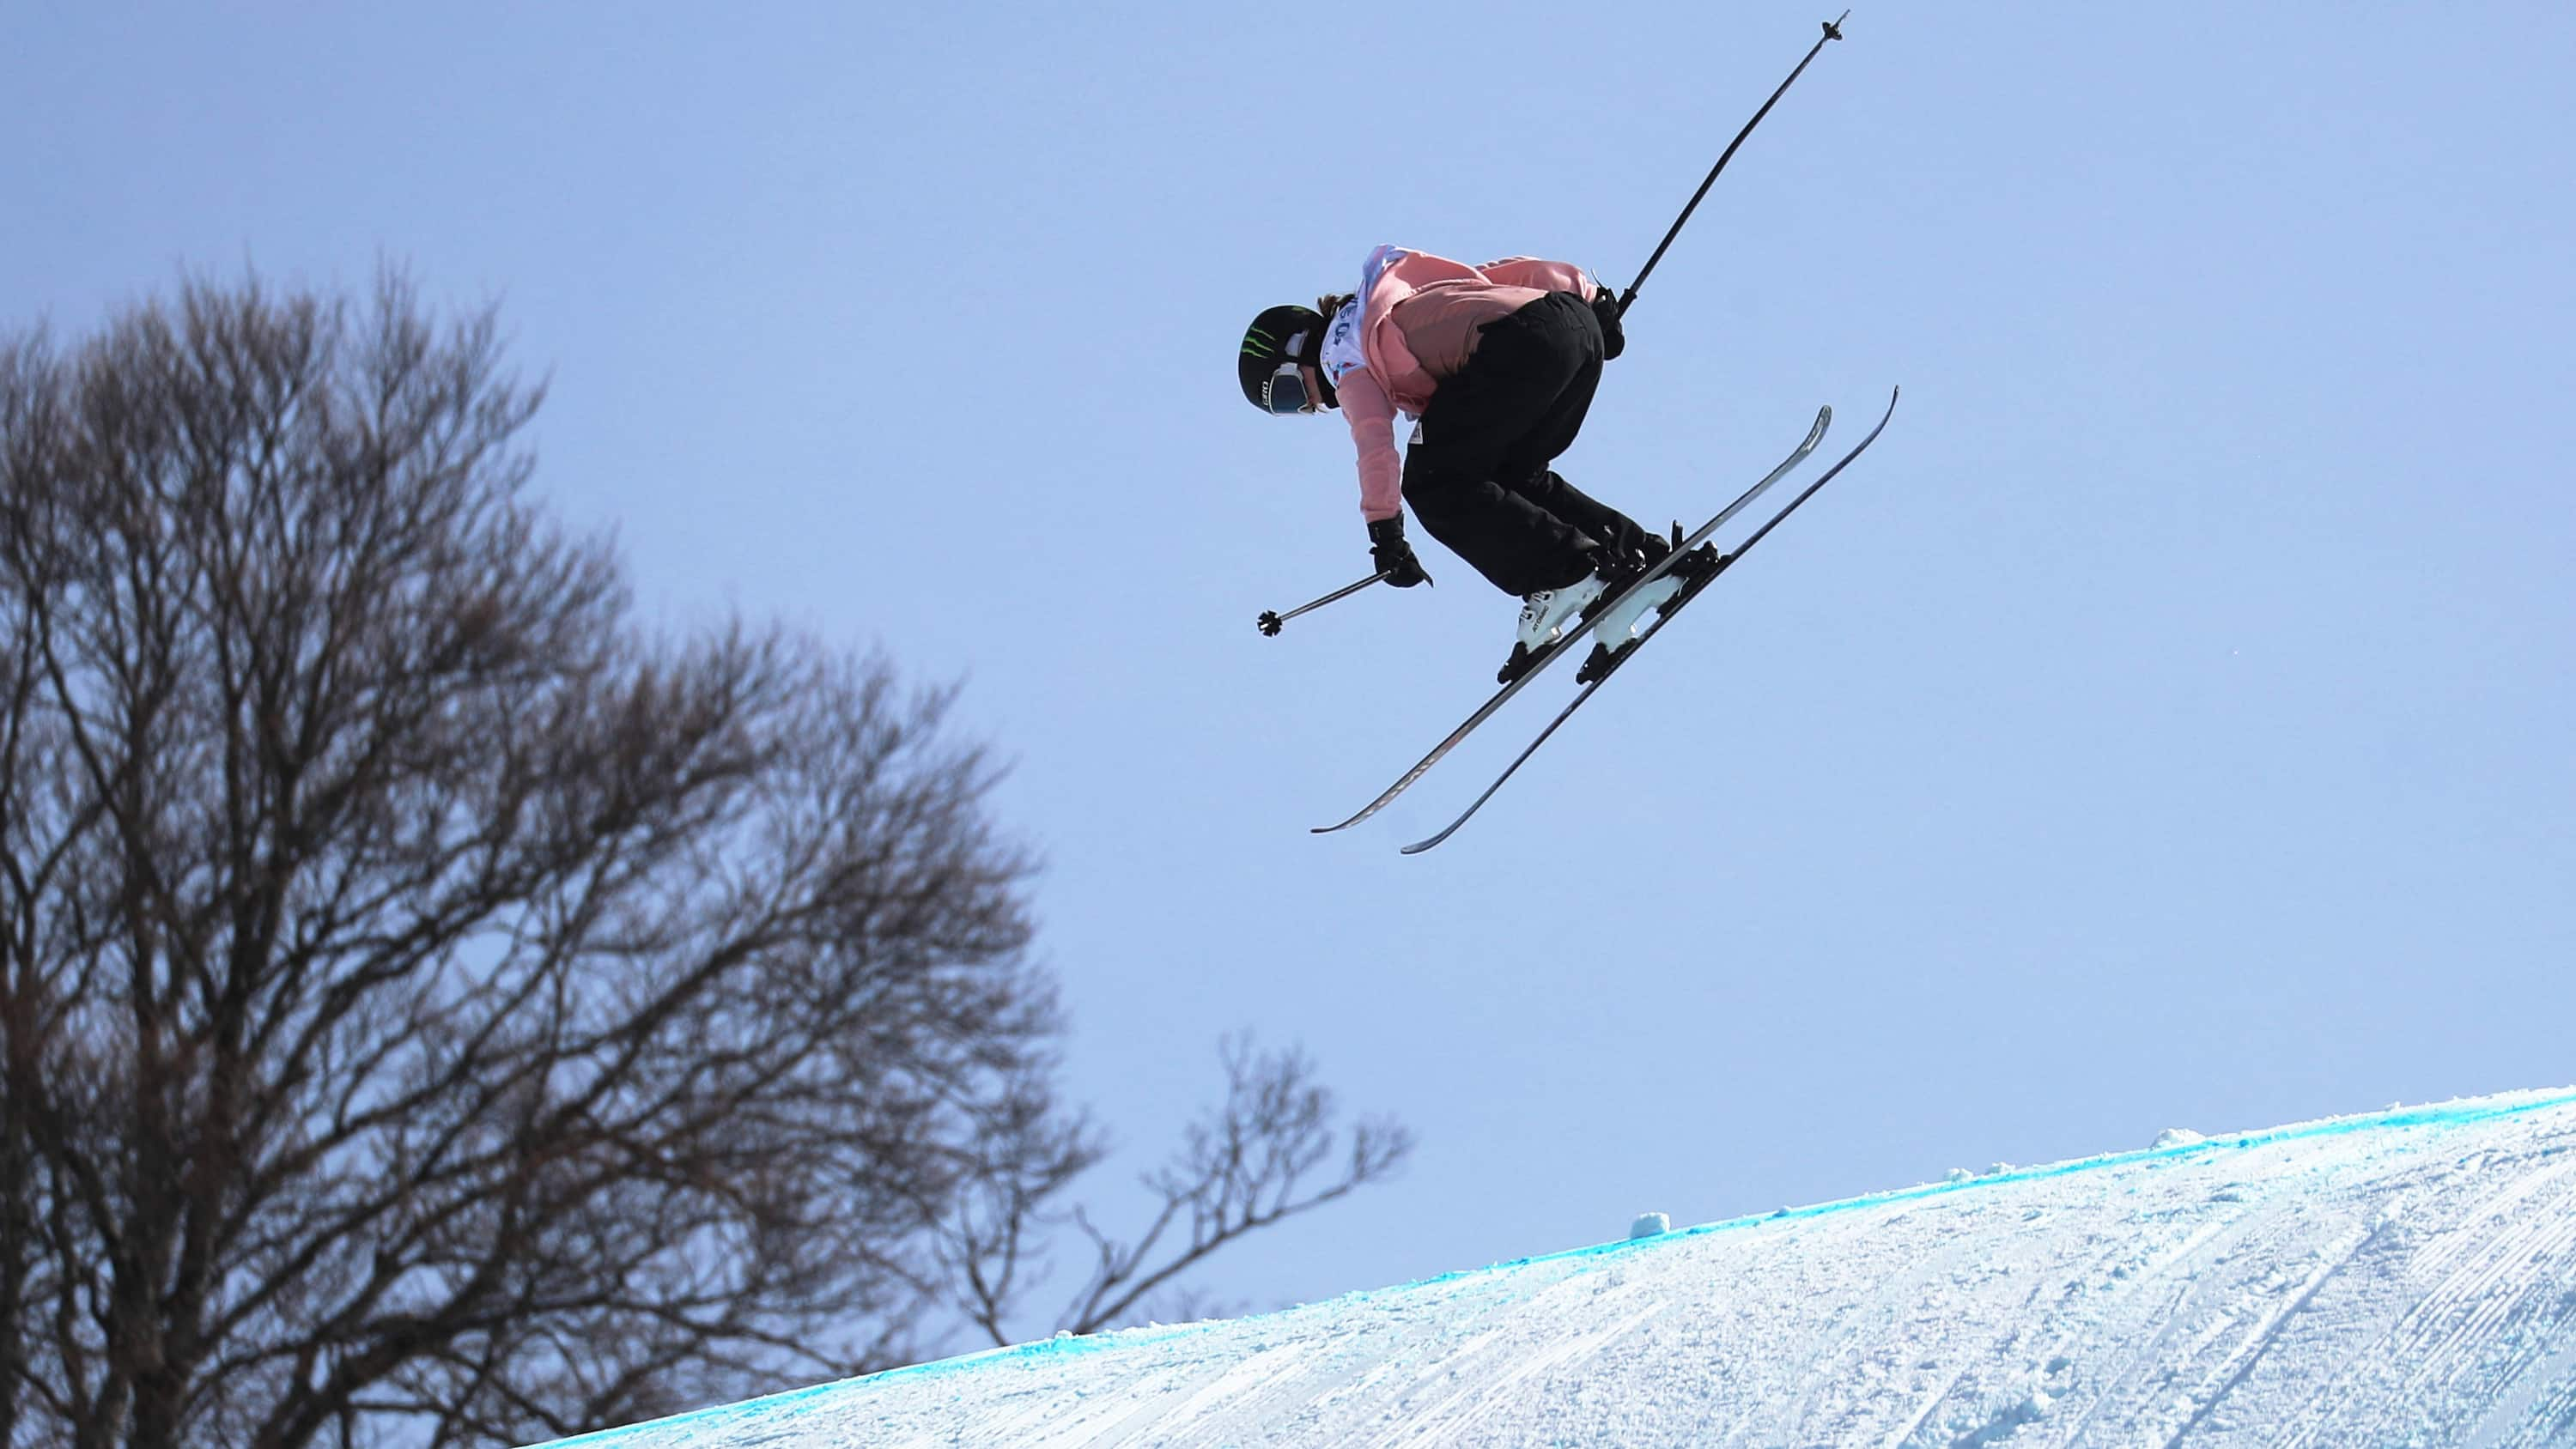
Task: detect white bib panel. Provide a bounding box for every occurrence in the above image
[1321,298,1365,386]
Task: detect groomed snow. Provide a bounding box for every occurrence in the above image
[538,1087,2576,1447]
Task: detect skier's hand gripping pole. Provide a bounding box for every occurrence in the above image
[1259,507,1433,638]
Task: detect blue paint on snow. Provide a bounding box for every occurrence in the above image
[536,1088,2576,1447]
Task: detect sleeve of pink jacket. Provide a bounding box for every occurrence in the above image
[1334,367,1405,523]
[1479,257,1602,300]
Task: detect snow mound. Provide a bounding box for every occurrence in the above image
[538,1087,2576,1448]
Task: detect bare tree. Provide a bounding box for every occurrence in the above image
[939,1034,1414,1345]
[0,274,1409,1449]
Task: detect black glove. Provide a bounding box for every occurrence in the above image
[1368,516,1430,588]
[1590,284,1626,361]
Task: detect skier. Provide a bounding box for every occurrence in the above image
[1240,244,1717,681]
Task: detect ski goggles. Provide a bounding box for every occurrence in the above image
[1261,361,1318,415]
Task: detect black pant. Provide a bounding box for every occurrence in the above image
[1400,290,1650,597]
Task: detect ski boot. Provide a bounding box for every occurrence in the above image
[1573,528,1728,685]
[1495,572,1608,683]
[1571,526,1672,622]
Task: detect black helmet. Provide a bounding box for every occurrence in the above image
[1238,304,1337,414]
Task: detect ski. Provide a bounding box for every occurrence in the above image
[1399,385,1899,855]
[1310,405,1833,835]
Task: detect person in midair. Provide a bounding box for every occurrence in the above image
[1241,243,1717,682]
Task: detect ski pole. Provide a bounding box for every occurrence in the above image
[1618,10,1849,318]
[1257,567,1410,637]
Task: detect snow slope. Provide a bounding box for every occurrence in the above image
[540,1088,2576,1446]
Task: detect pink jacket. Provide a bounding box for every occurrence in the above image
[1326,246,1600,521]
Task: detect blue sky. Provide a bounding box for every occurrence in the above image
[9,3,2572,1353]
